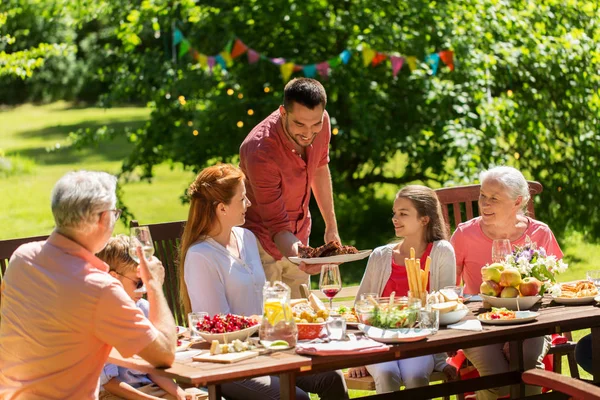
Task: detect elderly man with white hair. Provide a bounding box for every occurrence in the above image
[0,171,177,400]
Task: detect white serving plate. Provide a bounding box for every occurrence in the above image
[358,324,431,343]
[552,295,597,305]
[288,250,372,265]
[438,308,469,325]
[477,310,539,325]
[197,324,259,343]
[480,294,541,310]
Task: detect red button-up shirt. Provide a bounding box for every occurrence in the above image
[240,109,331,260]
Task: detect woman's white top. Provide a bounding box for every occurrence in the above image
[184,227,266,316]
[355,239,456,372]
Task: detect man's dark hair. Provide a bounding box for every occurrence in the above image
[283,78,327,110]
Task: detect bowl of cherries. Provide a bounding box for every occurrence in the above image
[195,314,259,343]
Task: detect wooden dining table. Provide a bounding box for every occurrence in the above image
[108,296,600,399]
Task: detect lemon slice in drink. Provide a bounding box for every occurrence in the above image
[269,340,289,347]
[264,301,292,326]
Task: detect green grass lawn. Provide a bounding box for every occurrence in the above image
[1,102,597,399]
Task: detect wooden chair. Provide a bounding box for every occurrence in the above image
[522,369,600,399]
[435,181,580,379]
[0,234,49,284]
[130,220,187,326]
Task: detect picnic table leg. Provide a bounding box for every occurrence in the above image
[508,340,525,399]
[207,384,222,400]
[592,326,600,384]
[279,372,297,400]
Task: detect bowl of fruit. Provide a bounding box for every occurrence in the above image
[196,314,259,343]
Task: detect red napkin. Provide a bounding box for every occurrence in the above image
[295,339,389,356]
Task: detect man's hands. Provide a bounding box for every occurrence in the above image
[442,364,459,381]
[137,247,165,287]
[324,226,340,245]
[298,261,324,275]
[348,366,370,378]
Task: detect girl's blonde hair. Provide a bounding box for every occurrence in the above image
[96,234,138,275]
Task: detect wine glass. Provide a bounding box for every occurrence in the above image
[492,239,512,263]
[129,226,155,264]
[319,264,342,310]
[188,312,208,339]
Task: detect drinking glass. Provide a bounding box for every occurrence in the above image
[319,264,342,310]
[419,308,439,334]
[188,312,208,338]
[492,239,512,263]
[129,226,155,264]
[326,316,346,340]
[360,293,379,302]
[443,285,464,299]
[587,270,600,288]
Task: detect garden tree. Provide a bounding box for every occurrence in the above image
[68,0,600,248]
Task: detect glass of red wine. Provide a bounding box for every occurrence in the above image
[319,264,342,310]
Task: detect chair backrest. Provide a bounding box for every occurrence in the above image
[434,181,543,233]
[0,234,49,284]
[130,220,187,325]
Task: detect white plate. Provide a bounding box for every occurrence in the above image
[480,294,541,310]
[176,340,192,352]
[477,310,539,325]
[177,326,188,336]
[358,324,432,343]
[288,250,372,265]
[439,308,469,325]
[552,295,597,305]
[197,324,260,343]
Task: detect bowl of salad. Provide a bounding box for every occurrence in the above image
[355,296,417,329]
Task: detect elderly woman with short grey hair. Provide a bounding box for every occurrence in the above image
[451,166,563,400]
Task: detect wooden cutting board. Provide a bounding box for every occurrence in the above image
[192,350,259,364]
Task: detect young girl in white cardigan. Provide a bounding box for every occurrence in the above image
[348,185,458,393]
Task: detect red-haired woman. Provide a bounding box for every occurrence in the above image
[179,164,348,400]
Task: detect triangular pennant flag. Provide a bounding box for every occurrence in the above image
[207,56,215,74]
[303,64,317,78]
[247,49,260,64]
[225,38,233,53]
[270,57,286,65]
[190,49,200,61]
[438,50,454,71]
[371,52,388,67]
[220,51,233,67]
[339,49,351,65]
[178,39,191,57]
[328,57,341,68]
[215,54,227,70]
[173,28,184,46]
[230,39,248,59]
[293,65,303,72]
[281,62,295,82]
[362,48,376,67]
[390,56,404,77]
[316,61,330,79]
[426,53,440,75]
[406,56,418,72]
[198,53,208,68]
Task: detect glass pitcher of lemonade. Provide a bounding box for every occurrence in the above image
[260,281,298,347]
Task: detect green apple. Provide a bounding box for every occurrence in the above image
[480,280,502,297]
[481,265,502,283]
[500,286,520,298]
[499,268,522,288]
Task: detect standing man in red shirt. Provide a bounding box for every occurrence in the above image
[240,78,339,298]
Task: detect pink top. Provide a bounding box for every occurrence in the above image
[240,109,331,260]
[451,217,563,295]
[0,232,158,399]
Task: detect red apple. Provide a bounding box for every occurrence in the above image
[519,277,543,296]
[480,280,502,297]
[500,286,520,298]
[499,268,522,288]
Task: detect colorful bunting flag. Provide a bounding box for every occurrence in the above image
[316,61,330,79]
[215,54,227,70]
[371,52,388,67]
[247,49,260,64]
[406,56,418,72]
[271,57,286,65]
[439,50,454,71]
[198,54,208,68]
[281,62,295,82]
[339,50,351,65]
[390,56,404,77]
[426,53,441,75]
[173,28,183,46]
[328,57,341,69]
[190,49,199,61]
[220,51,233,67]
[178,39,191,57]
[293,65,303,72]
[224,39,234,53]
[362,48,376,67]
[230,39,248,59]
[303,64,317,78]
[207,56,216,74]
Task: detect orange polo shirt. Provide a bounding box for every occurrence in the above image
[240,109,331,260]
[0,232,158,399]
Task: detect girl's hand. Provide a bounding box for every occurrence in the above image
[348,366,369,378]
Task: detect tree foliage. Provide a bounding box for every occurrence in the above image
[10,0,600,244]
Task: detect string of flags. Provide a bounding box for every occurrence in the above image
[172,28,454,82]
